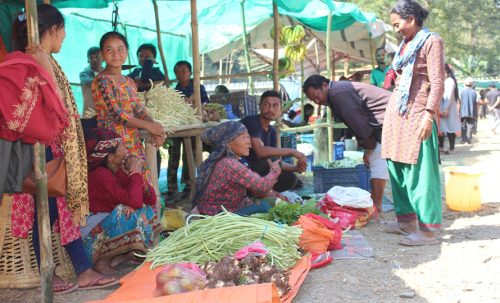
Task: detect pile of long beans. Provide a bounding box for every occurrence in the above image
[146,211,303,269]
[140,81,200,133]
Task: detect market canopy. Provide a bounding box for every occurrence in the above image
[0,0,389,110]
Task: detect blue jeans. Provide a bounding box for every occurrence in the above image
[235,200,271,216]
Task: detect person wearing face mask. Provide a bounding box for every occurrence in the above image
[193,121,281,216]
[370,47,389,88]
[127,43,165,92]
[7,3,117,294]
[381,0,445,246]
[92,31,166,186]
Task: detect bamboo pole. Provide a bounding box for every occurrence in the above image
[239,0,254,95]
[369,37,376,70]
[325,11,333,162]
[190,0,203,166]
[218,60,223,84]
[153,0,169,81]
[25,1,53,302]
[272,3,281,148]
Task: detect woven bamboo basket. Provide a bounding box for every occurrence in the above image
[0,194,76,289]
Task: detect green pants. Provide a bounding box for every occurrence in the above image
[387,123,442,232]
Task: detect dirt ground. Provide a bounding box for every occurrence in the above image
[1,119,499,303]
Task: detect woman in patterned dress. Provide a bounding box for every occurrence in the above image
[194,121,282,216]
[381,0,445,246]
[92,31,165,183]
[11,4,117,293]
[83,127,160,274]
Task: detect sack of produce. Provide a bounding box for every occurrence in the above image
[319,194,375,229]
[294,215,334,254]
[153,263,206,297]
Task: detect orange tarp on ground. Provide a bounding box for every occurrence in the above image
[87,255,311,303]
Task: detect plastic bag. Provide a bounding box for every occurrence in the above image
[319,195,374,230]
[302,213,342,250]
[326,186,373,208]
[294,216,334,254]
[154,263,206,297]
[234,241,268,260]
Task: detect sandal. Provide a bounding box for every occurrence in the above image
[399,234,440,246]
[380,221,412,236]
[78,275,119,290]
[54,281,78,295]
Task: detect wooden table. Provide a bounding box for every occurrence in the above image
[142,122,218,212]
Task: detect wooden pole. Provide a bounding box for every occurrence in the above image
[190,0,203,166]
[239,0,254,95]
[272,3,281,148]
[153,0,169,81]
[369,38,376,69]
[25,1,54,302]
[325,11,333,162]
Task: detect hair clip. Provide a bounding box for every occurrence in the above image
[18,13,26,22]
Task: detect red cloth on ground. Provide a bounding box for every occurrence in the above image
[0,51,68,145]
[88,167,156,213]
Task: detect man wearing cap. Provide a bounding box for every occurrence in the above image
[485,82,500,134]
[458,77,478,144]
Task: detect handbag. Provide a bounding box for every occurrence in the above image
[22,157,66,197]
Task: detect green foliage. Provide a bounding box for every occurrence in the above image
[347,0,499,77]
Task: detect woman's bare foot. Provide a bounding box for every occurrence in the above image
[77,268,118,289]
[381,220,417,235]
[53,274,77,295]
[399,231,440,246]
[94,257,121,276]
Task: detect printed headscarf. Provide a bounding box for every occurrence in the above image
[193,121,248,204]
[85,127,122,171]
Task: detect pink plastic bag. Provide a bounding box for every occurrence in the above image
[234,241,268,260]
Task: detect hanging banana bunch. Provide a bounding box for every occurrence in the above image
[278,57,295,78]
[282,25,305,45]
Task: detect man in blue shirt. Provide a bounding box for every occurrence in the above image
[127,43,165,92]
[241,90,307,192]
[459,77,478,144]
[166,61,210,200]
[80,46,102,117]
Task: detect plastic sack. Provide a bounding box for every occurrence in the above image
[234,241,268,260]
[153,263,206,297]
[319,195,374,230]
[294,215,334,254]
[326,186,373,208]
[302,213,342,250]
[161,209,187,231]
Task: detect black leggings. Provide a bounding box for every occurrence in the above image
[438,133,456,151]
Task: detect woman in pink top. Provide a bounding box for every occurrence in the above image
[381,0,445,246]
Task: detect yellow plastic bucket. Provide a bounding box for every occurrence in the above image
[443,166,483,212]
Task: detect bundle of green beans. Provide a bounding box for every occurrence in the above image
[146,211,303,269]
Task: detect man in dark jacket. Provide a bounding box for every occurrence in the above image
[303,74,391,212]
[458,77,478,144]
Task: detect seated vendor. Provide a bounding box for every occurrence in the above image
[83,128,161,274]
[194,121,282,216]
[240,90,307,192]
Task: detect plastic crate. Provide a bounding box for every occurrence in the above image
[281,134,297,164]
[312,164,371,193]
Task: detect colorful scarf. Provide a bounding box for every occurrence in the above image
[194,121,247,204]
[0,52,69,145]
[49,55,89,225]
[85,127,122,171]
[392,27,432,115]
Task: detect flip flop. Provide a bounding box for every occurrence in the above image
[54,281,78,295]
[78,276,120,291]
[380,220,411,236]
[399,235,440,246]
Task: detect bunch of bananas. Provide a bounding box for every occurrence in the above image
[270,26,286,46]
[281,25,305,45]
[284,44,307,62]
[278,57,295,77]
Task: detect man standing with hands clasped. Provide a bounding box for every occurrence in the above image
[303,75,391,212]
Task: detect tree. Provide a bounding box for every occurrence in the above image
[348,0,500,77]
